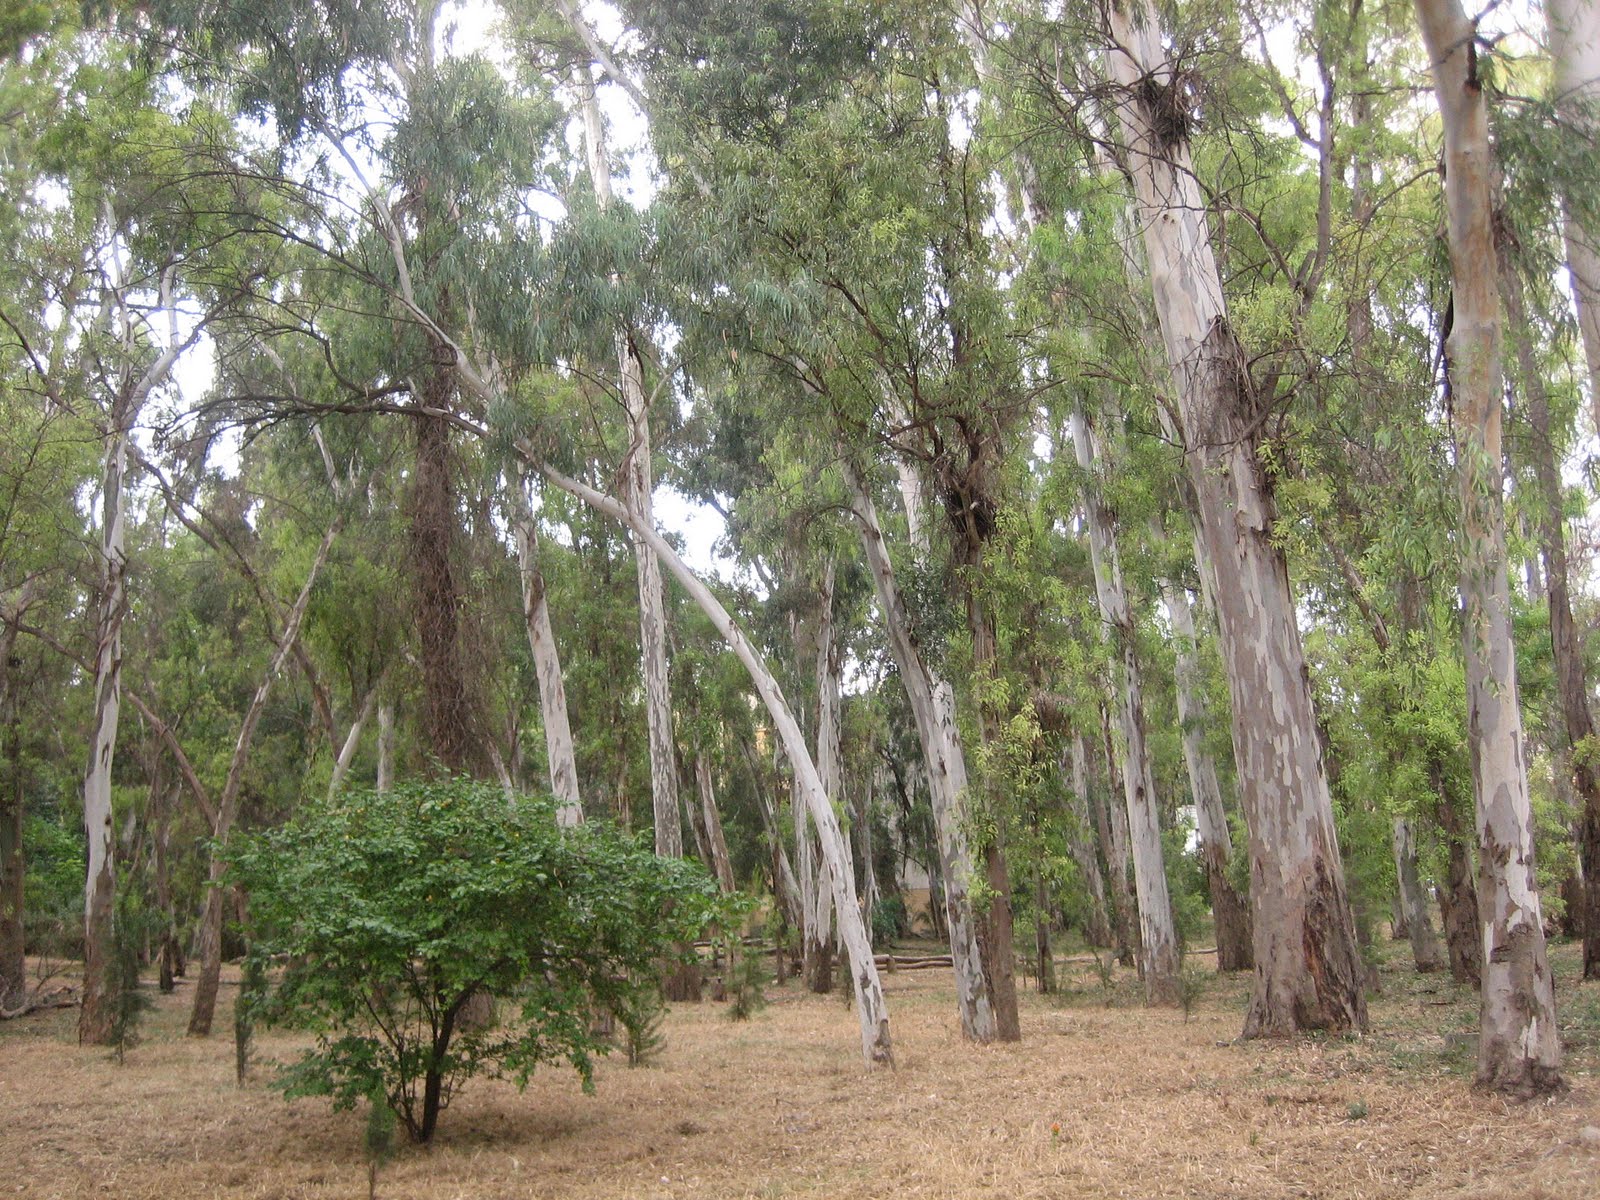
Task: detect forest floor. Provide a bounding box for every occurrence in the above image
[3,940,1599,1199]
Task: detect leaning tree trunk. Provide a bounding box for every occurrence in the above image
[1162,576,1252,971]
[511,471,582,824]
[189,524,338,1036]
[1505,243,1600,981]
[1417,0,1563,1095]
[693,753,736,895]
[1105,0,1367,1037]
[847,467,996,1041]
[1071,406,1179,1004]
[79,410,131,1046]
[539,462,893,1065]
[1547,0,1600,437]
[806,561,841,995]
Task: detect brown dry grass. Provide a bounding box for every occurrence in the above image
[3,946,1598,1200]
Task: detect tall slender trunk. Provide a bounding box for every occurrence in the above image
[1072,409,1179,1003]
[511,472,582,824]
[1547,0,1600,436]
[189,523,338,1036]
[1104,0,1366,1036]
[806,561,840,994]
[539,462,893,1064]
[152,780,180,993]
[743,739,804,931]
[693,753,736,894]
[1094,702,1140,968]
[1417,0,1562,1095]
[80,413,129,1046]
[326,687,378,801]
[1162,575,1252,971]
[575,64,679,857]
[376,702,395,793]
[1505,242,1600,980]
[1391,817,1443,972]
[847,466,995,1040]
[1066,736,1113,948]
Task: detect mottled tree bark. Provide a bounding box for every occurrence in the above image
[1392,818,1443,973]
[1095,701,1141,969]
[1105,0,1367,1037]
[1547,0,1600,436]
[1417,0,1562,1094]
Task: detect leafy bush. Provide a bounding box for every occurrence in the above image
[870,894,906,945]
[230,780,724,1142]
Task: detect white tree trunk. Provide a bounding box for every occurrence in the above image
[808,560,841,989]
[693,753,736,894]
[376,702,395,792]
[1104,0,1367,1035]
[846,465,996,1041]
[511,473,582,824]
[1066,736,1113,948]
[538,462,893,1065]
[1547,0,1600,434]
[575,64,679,856]
[1417,0,1563,1095]
[1070,406,1179,1003]
[327,687,379,801]
[1391,816,1444,971]
[79,418,128,1045]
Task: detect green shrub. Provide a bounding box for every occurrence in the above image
[229,780,724,1142]
[870,894,906,945]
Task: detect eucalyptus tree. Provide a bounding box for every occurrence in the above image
[1415,0,1562,1095]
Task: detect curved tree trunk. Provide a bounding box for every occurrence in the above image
[1417,0,1562,1095]
[1104,0,1367,1037]
[538,462,893,1065]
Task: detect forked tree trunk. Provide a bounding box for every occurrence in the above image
[1417,0,1562,1095]
[846,467,995,1041]
[511,472,582,824]
[326,688,377,801]
[1547,0,1600,437]
[1391,817,1443,972]
[1071,407,1179,1004]
[189,524,338,1036]
[1162,577,1252,971]
[539,462,893,1065]
[1105,0,1367,1036]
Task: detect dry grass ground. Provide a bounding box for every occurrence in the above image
[3,944,1598,1200]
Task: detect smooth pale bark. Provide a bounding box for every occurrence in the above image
[1104,0,1366,1036]
[1391,817,1444,972]
[511,474,582,824]
[326,687,378,801]
[1071,407,1179,1003]
[575,64,678,857]
[1504,246,1600,980]
[1161,576,1252,971]
[846,466,996,1041]
[743,738,805,931]
[806,561,840,994]
[79,414,129,1045]
[538,462,892,1064]
[189,522,339,1036]
[376,702,395,793]
[1094,701,1141,968]
[1547,0,1600,434]
[694,753,736,894]
[1067,736,1114,949]
[1417,0,1562,1095]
